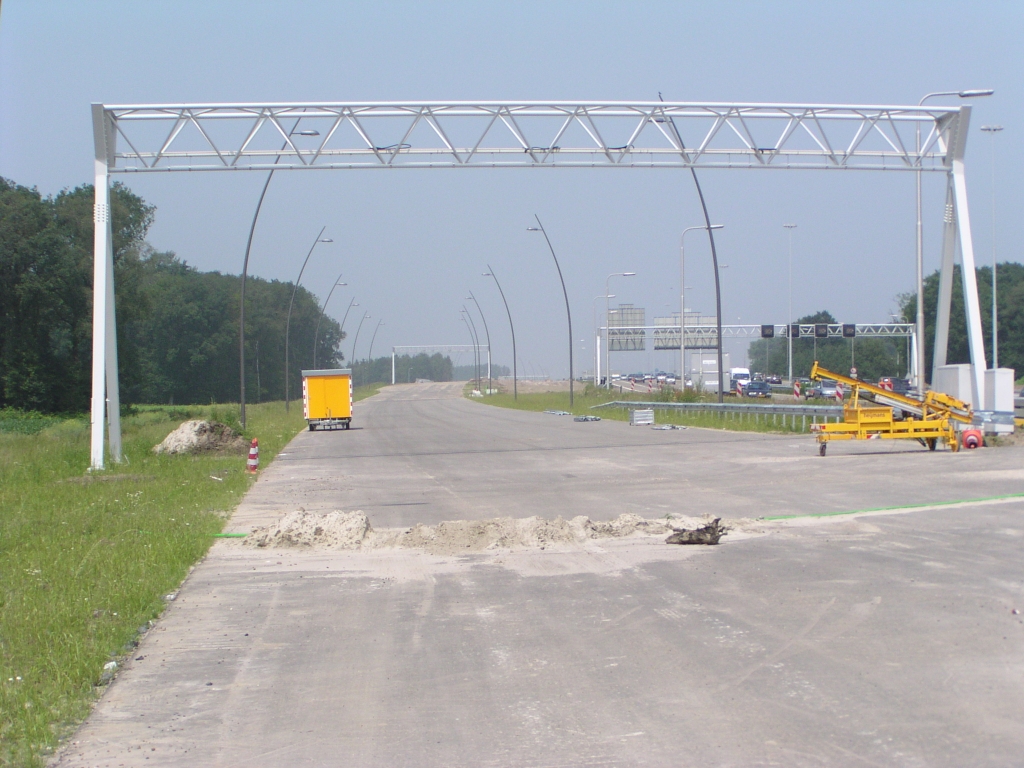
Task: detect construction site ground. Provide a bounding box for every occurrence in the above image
[54,382,1024,767]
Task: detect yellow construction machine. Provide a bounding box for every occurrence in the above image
[808,363,973,456]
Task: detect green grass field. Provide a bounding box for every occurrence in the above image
[0,390,392,767]
[471,383,809,433]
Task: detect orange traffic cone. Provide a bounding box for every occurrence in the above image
[247,438,259,473]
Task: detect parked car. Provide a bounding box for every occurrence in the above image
[818,380,839,399]
[803,381,822,399]
[767,374,782,385]
[744,380,772,398]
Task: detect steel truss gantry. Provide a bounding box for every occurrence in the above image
[618,322,915,348]
[88,101,987,468]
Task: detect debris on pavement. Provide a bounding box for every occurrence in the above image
[244,511,751,555]
[573,415,601,422]
[652,424,686,430]
[543,410,571,416]
[665,518,728,545]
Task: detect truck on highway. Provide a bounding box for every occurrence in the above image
[301,368,353,431]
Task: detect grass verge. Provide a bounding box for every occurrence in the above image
[471,384,808,433]
[0,401,306,767]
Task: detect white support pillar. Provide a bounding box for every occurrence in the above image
[391,350,395,385]
[951,158,988,409]
[104,222,122,462]
[90,166,109,470]
[933,180,957,375]
[90,104,120,469]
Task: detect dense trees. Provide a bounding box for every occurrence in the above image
[0,177,344,411]
[898,263,1024,380]
[746,310,911,382]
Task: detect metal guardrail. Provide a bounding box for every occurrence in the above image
[593,400,843,431]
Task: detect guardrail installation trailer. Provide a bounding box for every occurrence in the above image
[302,369,353,431]
[808,363,974,456]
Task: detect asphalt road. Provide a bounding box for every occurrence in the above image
[55,383,1024,767]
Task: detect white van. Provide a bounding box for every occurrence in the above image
[729,367,751,393]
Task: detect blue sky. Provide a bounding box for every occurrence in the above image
[1,1,1020,376]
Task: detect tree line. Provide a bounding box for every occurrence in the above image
[747,263,1024,384]
[0,177,346,411]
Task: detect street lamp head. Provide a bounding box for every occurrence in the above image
[291,129,320,136]
[526,226,540,232]
[981,125,1004,133]
[622,272,637,276]
[708,224,724,230]
[959,89,995,98]
[783,223,797,229]
[319,238,334,243]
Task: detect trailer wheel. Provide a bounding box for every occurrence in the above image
[819,442,827,457]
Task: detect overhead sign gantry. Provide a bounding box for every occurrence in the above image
[89,100,986,468]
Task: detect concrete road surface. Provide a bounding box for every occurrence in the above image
[55,383,1024,767]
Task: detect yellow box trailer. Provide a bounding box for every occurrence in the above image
[301,369,352,431]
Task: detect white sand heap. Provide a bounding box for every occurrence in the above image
[153,420,247,455]
[243,510,715,555]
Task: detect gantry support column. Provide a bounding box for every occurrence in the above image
[932,105,988,408]
[90,104,122,469]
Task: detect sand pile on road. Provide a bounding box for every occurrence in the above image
[153,420,248,455]
[243,511,732,555]
[246,510,372,549]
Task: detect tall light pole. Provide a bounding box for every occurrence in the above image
[239,123,319,427]
[338,298,358,362]
[365,320,384,385]
[604,272,636,388]
[916,89,993,390]
[484,265,517,399]
[460,314,477,386]
[681,226,722,391]
[312,275,346,369]
[467,291,492,394]
[528,216,574,408]
[594,294,614,386]
[284,228,332,412]
[783,224,797,383]
[461,306,481,388]
[981,125,1003,368]
[350,311,370,367]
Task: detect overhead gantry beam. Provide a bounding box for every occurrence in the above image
[87,101,984,469]
[96,101,962,173]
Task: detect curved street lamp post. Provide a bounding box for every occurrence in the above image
[350,311,371,369]
[312,275,346,369]
[467,291,492,394]
[460,315,478,386]
[239,123,320,427]
[681,225,724,398]
[285,228,333,412]
[461,307,482,388]
[364,320,384,386]
[783,224,797,384]
[981,124,1003,367]
[593,294,614,386]
[484,266,517,399]
[528,215,574,408]
[604,272,635,388]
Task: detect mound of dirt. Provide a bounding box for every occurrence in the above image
[246,510,373,549]
[152,420,248,455]
[243,511,705,555]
